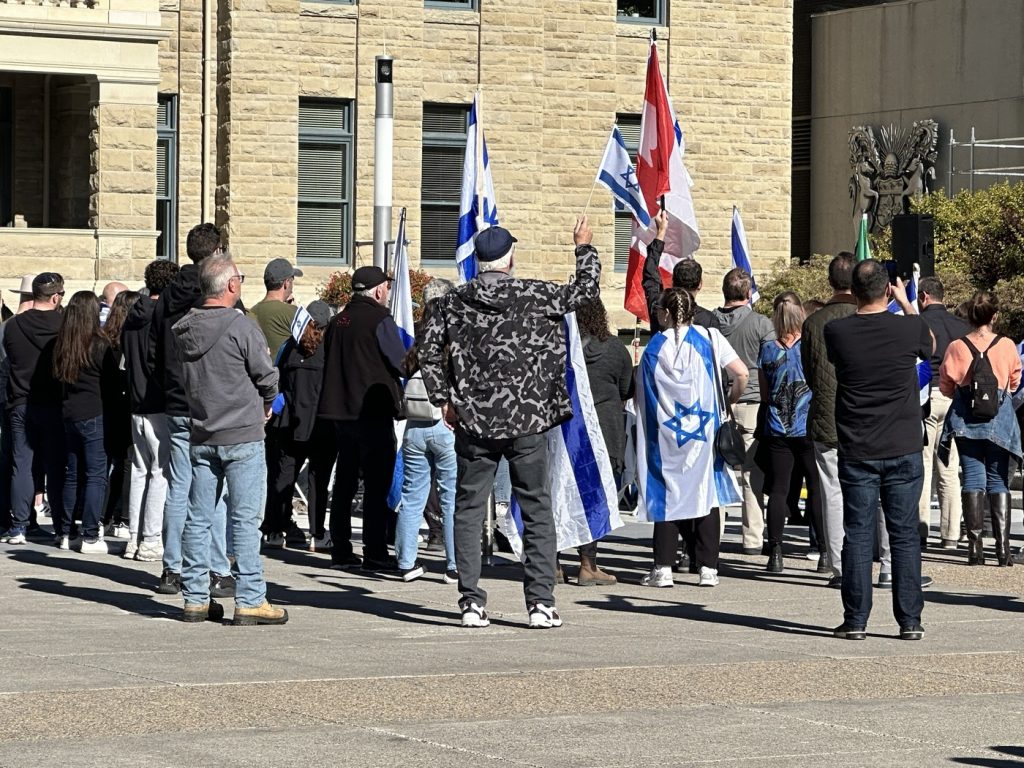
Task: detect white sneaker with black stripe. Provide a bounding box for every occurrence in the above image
[460,602,489,628]
[528,603,563,629]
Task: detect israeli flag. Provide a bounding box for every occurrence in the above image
[386,209,415,511]
[887,265,931,405]
[455,94,500,284]
[731,206,759,303]
[1012,341,1024,409]
[596,126,651,227]
[635,325,740,522]
[498,314,623,558]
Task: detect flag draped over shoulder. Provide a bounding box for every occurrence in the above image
[624,35,701,320]
[886,265,931,406]
[596,126,651,227]
[499,314,623,558]
[455,94,499,284]
[731,206,759,303]
[387,210,415,510]
[635,326,739,522]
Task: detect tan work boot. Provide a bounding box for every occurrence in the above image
[181,600,224,623]
[577,554,617,586]
[232,601,289,626]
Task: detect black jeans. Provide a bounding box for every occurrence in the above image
[264,422,337,537]
[330,419,396,563]
[453,428,555,609]
[653,509,721,570]
[10,405,65,534]
[765,436,823,550]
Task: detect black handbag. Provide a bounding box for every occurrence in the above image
[710,334,746,468]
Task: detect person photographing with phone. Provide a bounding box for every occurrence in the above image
[823,259,934,641]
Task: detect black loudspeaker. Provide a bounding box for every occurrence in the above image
[891,213,935,278]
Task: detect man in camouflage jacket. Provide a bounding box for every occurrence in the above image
[418,217,600,629]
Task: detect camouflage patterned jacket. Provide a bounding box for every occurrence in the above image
[418,244,601,440]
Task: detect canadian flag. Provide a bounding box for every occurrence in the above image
[624,36,701,321]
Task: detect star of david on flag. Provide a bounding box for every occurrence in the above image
[663,400,714,447]
[596,125,651,228]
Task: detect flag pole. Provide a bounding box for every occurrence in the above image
[475,88,485,231]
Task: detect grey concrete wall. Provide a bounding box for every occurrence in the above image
[810,0,1024,256]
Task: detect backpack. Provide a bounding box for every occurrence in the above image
[961,335,1004,420]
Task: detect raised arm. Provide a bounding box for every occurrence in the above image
[540,217,602,317]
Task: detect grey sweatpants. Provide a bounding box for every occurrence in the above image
[129,413,170,544]
[453,428,556,611]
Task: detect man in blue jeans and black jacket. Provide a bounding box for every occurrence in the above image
[825,259,934,641]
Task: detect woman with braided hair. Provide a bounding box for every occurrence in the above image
[636,288,748,588]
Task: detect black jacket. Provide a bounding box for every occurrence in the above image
[2,309,62,408]
[151,265,203,417]
[801,293,857,446]
[642,239,720,333]
[122,295,163,414]
[269,337,325,442]
[317,295,405,422]
[582,334,635,475]
[62,337,120,423]
[420,245,602,440]
[920,304,970,388]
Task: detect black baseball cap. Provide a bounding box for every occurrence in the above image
[351,266,391,291]
[474,227,517,262]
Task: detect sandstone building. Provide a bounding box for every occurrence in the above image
[0,0,792,321]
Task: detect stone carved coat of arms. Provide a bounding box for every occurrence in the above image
[849,120,939,234]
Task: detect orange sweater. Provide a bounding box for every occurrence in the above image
[939,335,1022,397]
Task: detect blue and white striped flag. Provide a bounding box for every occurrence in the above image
[596,126,651,227]
[886,265,931,405]
[455,94,499,284]
[635,325,740,521]
[499,314,623,557]
[387,209,415,511]
[731,206,759,303]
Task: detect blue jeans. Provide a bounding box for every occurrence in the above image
[63,415,108,540]
[493,457,511,505]
[9,404,66,535]
[396,421,457,571]
[838,453,924,630]
[182,441,267,608]
[163,415,230,576]
[955,437,1011,494]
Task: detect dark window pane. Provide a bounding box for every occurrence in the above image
[298,142,346,200]
[298,203,345,260]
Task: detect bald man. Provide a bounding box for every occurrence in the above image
[100,281,128,326]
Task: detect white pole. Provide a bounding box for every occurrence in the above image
[373,55,394,269]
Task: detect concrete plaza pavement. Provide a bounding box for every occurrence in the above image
[0,513,1022,768]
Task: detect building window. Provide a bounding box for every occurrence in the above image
[297,98,354,263]
[426,0,477,8]
[614,113,642,272]
[0,88,11,228]
[421,103,469,263]
[156,95,178,261]
[617,1,665,25]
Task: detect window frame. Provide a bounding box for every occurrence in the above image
[156,94,178,262]
[616,0,666,26]
[297,97,355,266]
[425,0,477,9]
[420,102,470,267]
[614,112,643,273]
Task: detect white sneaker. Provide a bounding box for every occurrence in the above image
[461,602,490,628]
[3,531,26,545]
[106,523,130,540]
[805,550,820,561]
[699,567,719,587]
[34,501,51,518]
[57,535,70,551]
[123,541,138,560]
[79,538,108,555]
[640,566,673,588]
[528,603,563,629]
[135,540,163,562]
[308,532,332,552]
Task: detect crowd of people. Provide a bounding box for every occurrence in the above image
[0,217,1020,637]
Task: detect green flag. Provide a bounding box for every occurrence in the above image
[855,213,872,262]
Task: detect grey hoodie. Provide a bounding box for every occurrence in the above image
[172,306,278,446]
[712,304,776,404]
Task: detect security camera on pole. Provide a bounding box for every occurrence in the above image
[373,54,393,270]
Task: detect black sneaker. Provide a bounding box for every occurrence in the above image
[827,575,843,589]
[156,569,182,595]
[876,572,893,588]
[329,552,362,570]
[833,623,867,640]
[210,574,236,598]
[899,623,924,641]
[26,521,48,540]
[285,523,307,549]
[401,562,425,582]
[443,569,459,585]
[816,552,831,574]
[425,535,444,553]
[920,575,934,589]
[361,555,400,573]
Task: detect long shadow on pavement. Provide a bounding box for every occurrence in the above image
[950,745,1024,766]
